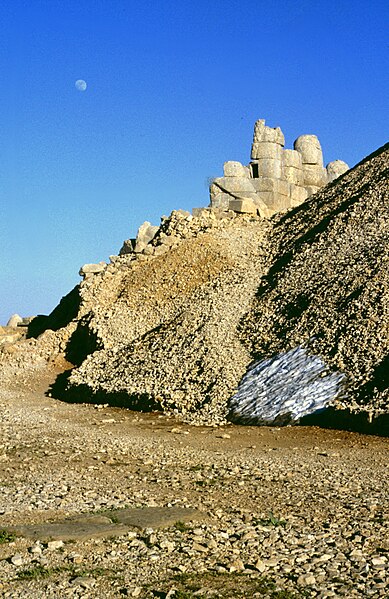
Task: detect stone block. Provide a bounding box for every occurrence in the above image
[213,176,256,194]
[6,314,23,328]
[119,238,135,256]
[253,120,285,146]
[302,164,328,187]
[251,142,282,160]
[79,262,106,277]
[252,197,273,219]
[282,149,303,169]
[283,166,304,185]
[326,160,349,182]
[229,198,257,214]
[210,192,230,211]
[294,135,323,166]
[134,221,159,253]
[305,185,321,197]
[192,207,211,218]
[253,119,266,140]
[223,161,248,178]
[290,184,308,207]
[250,177,290,195]
[255,158,283,179]
[257,191,290,212]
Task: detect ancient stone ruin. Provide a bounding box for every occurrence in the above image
[209,118,349,217]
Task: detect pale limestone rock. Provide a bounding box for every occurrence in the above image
[134,221,159,253]
[223,161,247,178]
[251,177,290,195]
[79,262,106,277]
[251,142,282,160]
[326,160,349,182]
[192,207,211,218]
[209,118,346,218]
[6,314,23,328]
[255,158,283,179]
[210,192,230,211]
[228,198,257,214]
[283,165,304,186]
[119,239,135,255]
[282,149,303,169]
[294,135,324,166]
[290,184,308,207]
[305,185,321,196]
[302,164,328,187]
[257,191,290,212]
[253,119,265,141]
[253,120,285,145]
[213,176,256,194]
[252,197,273,218]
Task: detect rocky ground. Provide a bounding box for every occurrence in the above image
[0,364,388,598]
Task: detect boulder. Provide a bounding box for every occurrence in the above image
[134,221,159,253]
[228,347,345,425]
[294,135,324,166]
[228,198,257,214]
[302,164,328,187]
[290,184,308,207]
[327,160,349,182]
[253,120,285,146]
[6,314,23,328]
[119,239,135,256]
[79,262,106,277]
[251,177,290,195]
[283,166,304,186]
[210,192,230,211]
[213,177,256,194]
[305,185,321,197]
[223,161,248,178]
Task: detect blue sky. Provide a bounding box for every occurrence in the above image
[1,0,388,324]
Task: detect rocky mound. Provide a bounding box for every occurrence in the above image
[241,143,389,420]
[61,210,271,425]
[5,143,387,429]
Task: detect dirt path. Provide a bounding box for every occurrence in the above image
[0,367,388,598]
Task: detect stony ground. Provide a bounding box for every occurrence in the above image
[0,365,388,598]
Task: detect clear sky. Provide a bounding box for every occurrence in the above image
[1,0,388,324]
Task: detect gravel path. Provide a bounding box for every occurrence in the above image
[0,367,388,598]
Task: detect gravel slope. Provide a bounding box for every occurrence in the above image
[241,143,389,421]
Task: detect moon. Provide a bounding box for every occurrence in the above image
[75,79,87,92]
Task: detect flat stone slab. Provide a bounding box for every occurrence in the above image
[109,506,203,530]
[6,507,204,541]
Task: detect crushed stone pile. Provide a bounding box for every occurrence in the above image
[241,143,389,420]
[64,210,271,425]
[3,144,387,429]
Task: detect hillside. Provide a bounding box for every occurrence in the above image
[2,144,387,432]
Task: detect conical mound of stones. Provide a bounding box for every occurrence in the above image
[239,142,389,426]
[28,140,388,430]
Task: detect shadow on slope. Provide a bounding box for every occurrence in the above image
[47,370,161,412]
[27,285,81,338]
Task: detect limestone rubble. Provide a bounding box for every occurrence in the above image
[2,129,387,430]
